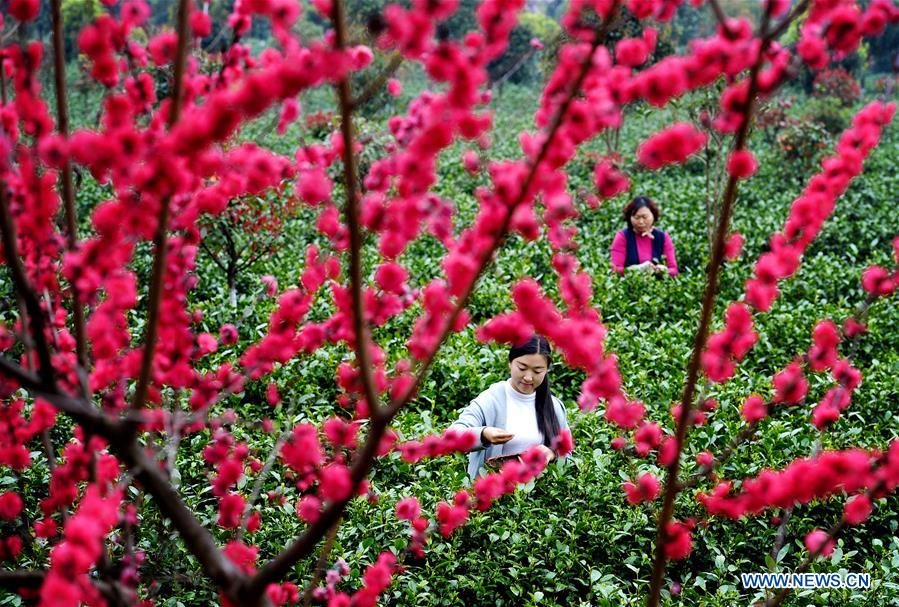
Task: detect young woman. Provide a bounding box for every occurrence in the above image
[610,196,679,276]
[449,335,570,480]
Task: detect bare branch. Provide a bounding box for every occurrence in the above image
[0,569,45,589]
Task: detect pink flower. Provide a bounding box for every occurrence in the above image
[395,497,421,521]
[637,123,707,170]
[462,150,480,174]
[696,451,714,467]
[529,37,544,50]
[261,275,278,297]
[804,529,835,558]
[843,494,872,525]
[375,262,408,295]
[319,464,353,502]
[664,521,693,560]
[266,383,281,406]
[553,428,574,457]
[622,473,660,505]
[634,422,662,456]
[148,31,178,66]
[593,160,630,199]
[727,150,757,179]
[843,318,867,338]
[724,232,744,261]
[604,397,645,430]
[9,0,40,21]
[323,417,358,449]
[615,37,649,67]
[861,265,895,297]
[741,395,767,424]
[223,541,259,574]
[218,493,246,529]
[219,324,239,345]
[387,78,402,96]
[0,492,24,520]
[435,501,469,537]
[296,496,321,523]
[190,11,212,37]
[772,360,808,404]
[658,436,679,466]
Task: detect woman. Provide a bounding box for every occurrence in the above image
[610,196,679,276]
[450,335,569,480]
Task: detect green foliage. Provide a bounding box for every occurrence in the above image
[803,98,853,136]
[61,0,103,57]
[488,12,560,86]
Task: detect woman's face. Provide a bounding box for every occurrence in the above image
[630,206,655,234]
[509,353,548,395]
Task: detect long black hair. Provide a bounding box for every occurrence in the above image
[509,335,560,448]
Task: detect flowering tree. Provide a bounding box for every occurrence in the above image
[0,0,898,606]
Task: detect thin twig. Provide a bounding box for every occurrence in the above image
[333,0,382,421]
[50,0,88,370]
[130,0,193,417]
[301,518,341,607]
[645,7,777,606]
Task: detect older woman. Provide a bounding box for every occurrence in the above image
[610,196,679,276]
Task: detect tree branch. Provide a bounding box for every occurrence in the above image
[0,183,55,387]
[0,569,45,589]
[50,0,88,370]
[645,8,776,606]
[332,0,382,422]
[130,0,193,416]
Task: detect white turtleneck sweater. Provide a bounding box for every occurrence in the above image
[501,379,543,456]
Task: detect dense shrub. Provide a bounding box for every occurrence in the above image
[813,68,862,107]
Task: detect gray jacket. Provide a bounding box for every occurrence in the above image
[449,380,570,480]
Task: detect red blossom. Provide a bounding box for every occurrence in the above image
[843,494,873,525]
[724,232,744,260]
[726,149,758,179]
[622,473,660,505]
[804,529,835,558]
[663,521,692,560]
[741,395,767,424]
[637,123,707,170]
[0,492,24,520]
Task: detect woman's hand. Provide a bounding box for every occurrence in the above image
[628,260,653,272]
[653,263,667,274]
[481,427,514,445]
[534,444,555,463]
